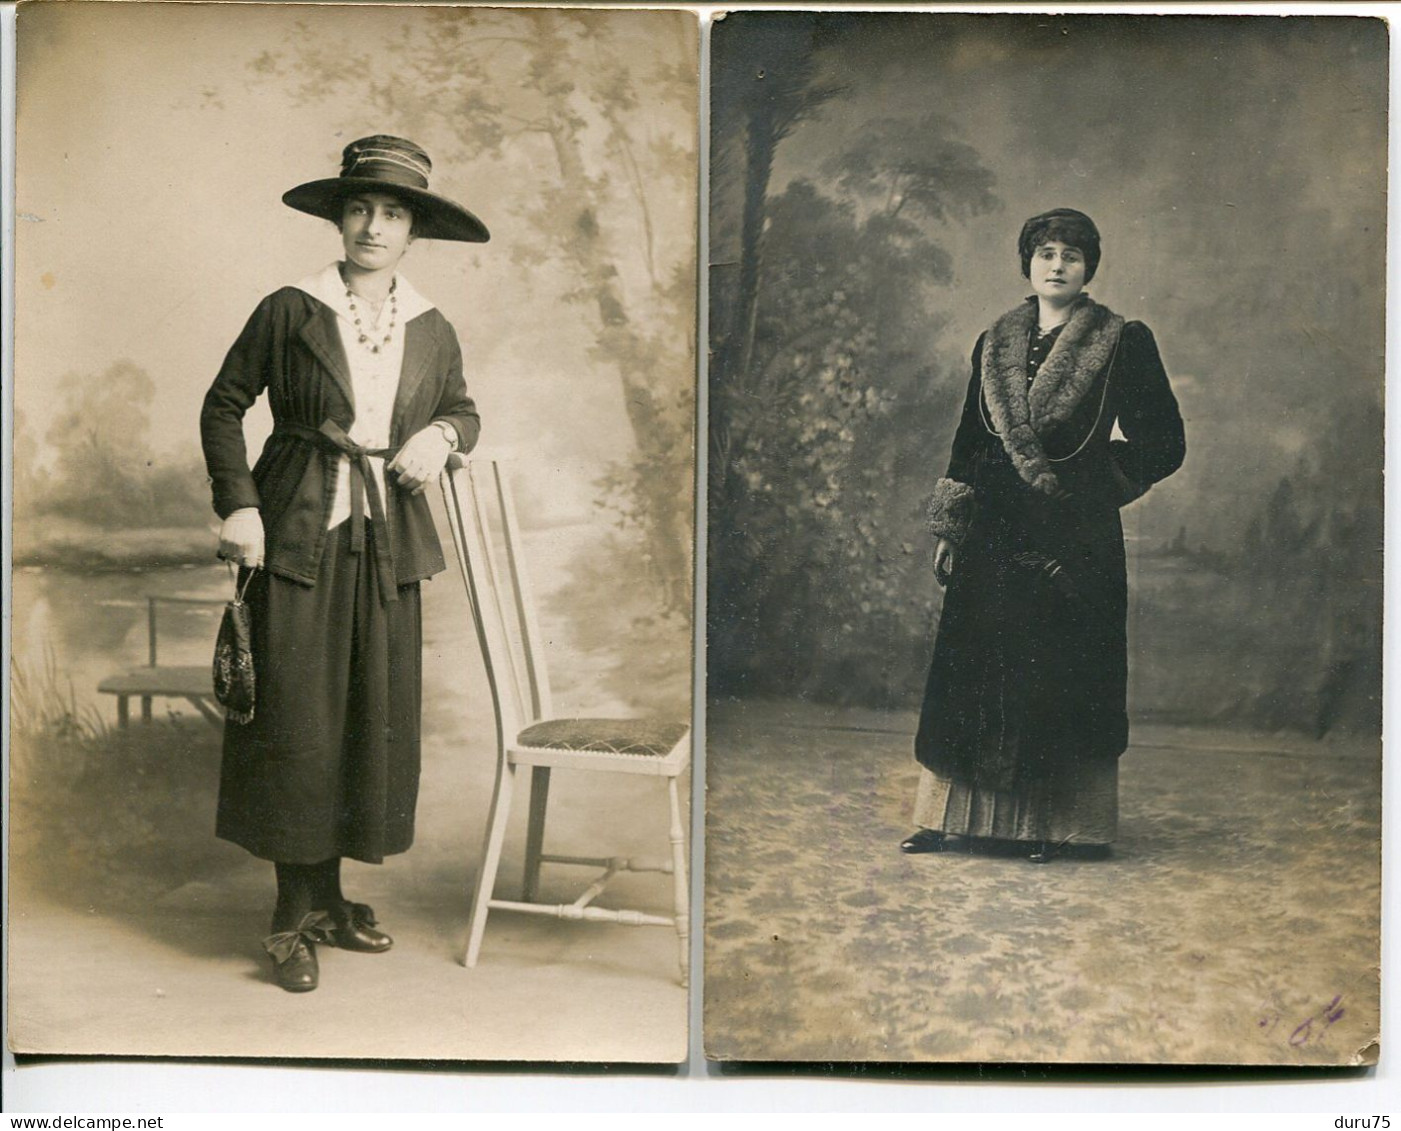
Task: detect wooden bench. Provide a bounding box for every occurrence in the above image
[97,595,225,727]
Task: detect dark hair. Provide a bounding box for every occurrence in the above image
[333,191,419,238]
[1018,208,1101,283]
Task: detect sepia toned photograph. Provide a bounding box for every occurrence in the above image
[9,1,697,1061]
[705,12,1384,1064]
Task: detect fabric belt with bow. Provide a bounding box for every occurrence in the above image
[275,420,402,604]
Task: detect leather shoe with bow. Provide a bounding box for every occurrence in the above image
[262,911,328,992]
[326,900,393,953]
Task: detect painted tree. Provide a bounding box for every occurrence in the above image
[710,14,846,406]
[823,112,997,228]
[245,8,696,611]
[34,362,209,527]
[708,99,998,703]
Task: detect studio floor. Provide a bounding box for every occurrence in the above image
[704,699,1381,1066]
[8,714,690,1063]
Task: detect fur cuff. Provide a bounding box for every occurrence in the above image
[926,478,976,543]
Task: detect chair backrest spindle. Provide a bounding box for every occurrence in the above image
[442,464,512,759]
[441,458,550,750]
[489,462,554,721]
[468,463,537,734]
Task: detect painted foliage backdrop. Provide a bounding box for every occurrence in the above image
[10,2,696,893]
[708,13,1385,737]
[14,1,696,705]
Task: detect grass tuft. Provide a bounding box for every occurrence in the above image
[10,656,225,906]
[9,647,109,747]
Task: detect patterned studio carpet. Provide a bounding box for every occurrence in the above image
[704,700,1381,1065]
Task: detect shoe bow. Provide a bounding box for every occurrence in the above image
[262,910,332,964]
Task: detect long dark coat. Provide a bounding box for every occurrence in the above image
[200,282,479,862]
[915,297,1185,792]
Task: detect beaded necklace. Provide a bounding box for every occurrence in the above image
[342,275,398,354]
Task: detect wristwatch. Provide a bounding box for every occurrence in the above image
[431,420,457,450]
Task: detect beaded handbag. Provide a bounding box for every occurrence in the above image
[213,568,257,725]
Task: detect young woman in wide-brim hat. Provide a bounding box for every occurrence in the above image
[904,208,1185,865]
[201,135,488,992]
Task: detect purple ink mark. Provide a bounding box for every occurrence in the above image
[1287,996,1344,1047]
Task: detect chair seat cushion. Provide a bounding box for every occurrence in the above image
[516,717,688,757]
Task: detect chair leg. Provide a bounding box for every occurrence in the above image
[522,765,551,902]
[667,775,690,989]
[465,758,517,968]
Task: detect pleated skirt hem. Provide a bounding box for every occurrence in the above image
[911,760,1118,845]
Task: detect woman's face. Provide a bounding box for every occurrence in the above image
[1028,239,1087,306]
[340,193,414,273]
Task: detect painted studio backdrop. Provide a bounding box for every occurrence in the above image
[10,2,696,1060]
[705,13,1384,1064]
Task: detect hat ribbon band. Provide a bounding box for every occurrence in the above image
[344,149,432,182]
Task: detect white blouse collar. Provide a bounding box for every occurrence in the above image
[292,261,435,324]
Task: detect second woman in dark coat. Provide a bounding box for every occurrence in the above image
[903,208,1185,863]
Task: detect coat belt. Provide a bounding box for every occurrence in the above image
[274,421,401,604]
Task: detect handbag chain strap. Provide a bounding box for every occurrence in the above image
[226,561,259,605]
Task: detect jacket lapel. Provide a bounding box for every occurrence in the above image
[392,314,437,436]
[298,304,355,415]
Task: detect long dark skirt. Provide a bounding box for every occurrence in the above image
[216,522,423,864]
[915,485,1129,795]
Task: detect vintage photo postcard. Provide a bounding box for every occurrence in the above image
[9,0,697,1061]
[705,11,1384,1065]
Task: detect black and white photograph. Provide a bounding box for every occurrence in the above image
[706,11,1385,1064]
[9,0,697,1061]
[7,0,1401,1115]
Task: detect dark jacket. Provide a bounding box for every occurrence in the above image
[200,286,480,588]
[916,298,1185,790]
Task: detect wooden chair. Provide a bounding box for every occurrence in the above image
[440,457,690,986]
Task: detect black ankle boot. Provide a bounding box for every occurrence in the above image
[324,900,393,953]
[899,828,949,854]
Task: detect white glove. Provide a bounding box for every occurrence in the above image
[218,508,265,568]
[388,423,455,495]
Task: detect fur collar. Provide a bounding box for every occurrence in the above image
[981,296,1124,494]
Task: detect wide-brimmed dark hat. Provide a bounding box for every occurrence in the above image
[282,135,489,243]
